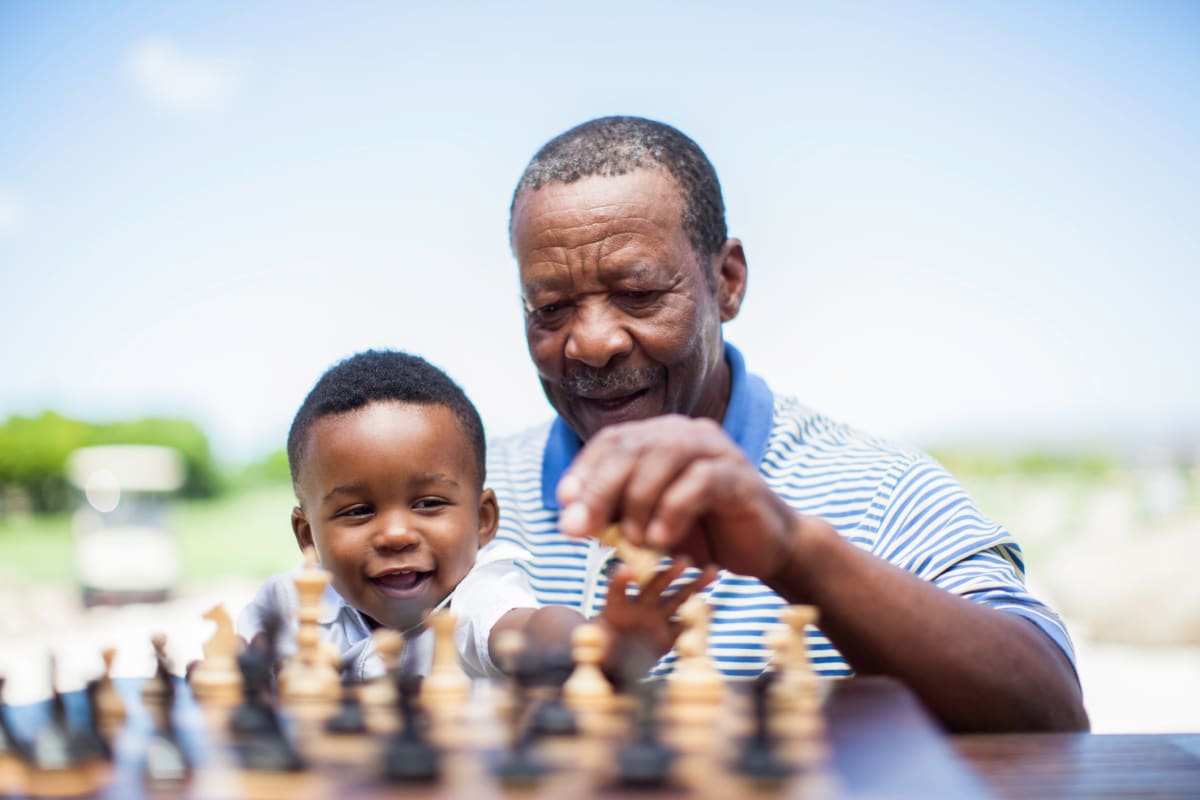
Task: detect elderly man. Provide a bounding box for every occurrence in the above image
[488,115,1088,733]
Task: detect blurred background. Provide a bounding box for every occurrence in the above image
[1,1,1197,731]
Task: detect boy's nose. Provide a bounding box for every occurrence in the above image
[373,514,420,551]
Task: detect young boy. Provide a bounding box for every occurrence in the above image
[238,349,711,682]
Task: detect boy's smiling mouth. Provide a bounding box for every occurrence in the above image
[370,567,433,599]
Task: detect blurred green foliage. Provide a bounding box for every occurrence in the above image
[0,411,223,512]
[931,447,1117,480]
[233,448,292,489]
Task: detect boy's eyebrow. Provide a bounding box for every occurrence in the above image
[319,474,463,505]
[321,482,367,505]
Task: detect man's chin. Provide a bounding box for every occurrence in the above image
[566,388,661,438]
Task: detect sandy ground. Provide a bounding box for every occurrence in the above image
[1,580,1197,733]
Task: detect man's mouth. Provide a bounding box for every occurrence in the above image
[370,569,433,599]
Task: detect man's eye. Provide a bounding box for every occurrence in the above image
[528,301,570,325]
[620,290,659,306]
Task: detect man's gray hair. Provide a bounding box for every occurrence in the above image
[510,116,728,268]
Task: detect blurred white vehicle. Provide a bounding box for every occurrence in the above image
[66,444,185,606]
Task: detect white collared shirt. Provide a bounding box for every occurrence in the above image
[236,540,537,680]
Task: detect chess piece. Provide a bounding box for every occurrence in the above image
[421,609,468,703]
[26,656,95,797]
[737,670,791,781]
[190,603,243,705]
[0,676,29,795]
[596,523,665,586]
[563,623,614,710]
[766,604,826,757]
[361,629,405,732]
[617,678,675,786]
[489,629,547,783]
[278,549,341,709]
[324,673,367,735]
[384,673,439,782]
[528,649,578,737]
[142,653,190,785]
[93,647,126,741]
[667,595,722,707]
[230,614,281,737]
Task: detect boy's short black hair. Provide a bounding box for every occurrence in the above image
[287,350,485,488]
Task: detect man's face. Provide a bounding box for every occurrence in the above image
[291,401,497,630]
[511,168,734,440]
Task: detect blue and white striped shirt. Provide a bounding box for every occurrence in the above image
[487,343,1075,679]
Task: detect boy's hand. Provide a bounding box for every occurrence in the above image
[598,559,717,685]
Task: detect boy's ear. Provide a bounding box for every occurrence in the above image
[291,506,314,552]
[477,488,499,547]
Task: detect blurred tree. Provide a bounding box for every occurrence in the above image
[0,412,223,513]
[0,412,91,512]
[235,447,292,488]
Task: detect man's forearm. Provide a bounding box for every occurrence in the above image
[764,516,1089,733]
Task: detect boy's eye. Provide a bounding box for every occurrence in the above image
[413,497,449,511]
[337,505,373,518]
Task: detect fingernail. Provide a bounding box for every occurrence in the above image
[646,521,668,548]
[560,502,588,535]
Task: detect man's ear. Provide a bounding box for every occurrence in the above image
[712,238,748,322]
[477,488,500,548]
[291,506,314,553]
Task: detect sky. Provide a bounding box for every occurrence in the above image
[1,1,1198,464]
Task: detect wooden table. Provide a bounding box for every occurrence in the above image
[954,729,1200,799]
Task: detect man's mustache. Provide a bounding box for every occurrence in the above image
[560,367,660,395]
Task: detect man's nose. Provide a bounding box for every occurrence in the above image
[564,302,632,367]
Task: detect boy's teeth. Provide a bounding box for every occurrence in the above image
[378,571,423,589]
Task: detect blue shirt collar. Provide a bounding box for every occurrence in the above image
[540,342,775,510]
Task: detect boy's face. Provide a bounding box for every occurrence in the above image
[291,401,497,631]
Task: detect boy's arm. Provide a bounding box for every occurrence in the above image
[488,562,715,684]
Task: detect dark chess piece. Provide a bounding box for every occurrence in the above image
[143,637,191,784]
[229,613,304,772]
[324,672,367,735]
[230,611,283,737]
[616,678,675,786]
[72,679,113,763]
[528,648,577,737]
[1,675,32,763]
[488,630,547,783]
[32,657,79,772]
[736,670,792,780]
[384,673,439,782]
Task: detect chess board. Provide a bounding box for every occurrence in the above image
[2,673,989,799]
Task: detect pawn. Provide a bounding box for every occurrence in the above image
[421,610,468,704]
[143,658,190,785]
[563,623,613,710]
[667,595,722,707]
[736,670,791,781]
[324,673,367,735]
[489,630,547,783]
[528,649,577,737]
[93,647,126,740]
[384,673,439,782]
[617,679,675,787]
[357,628,405,714]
